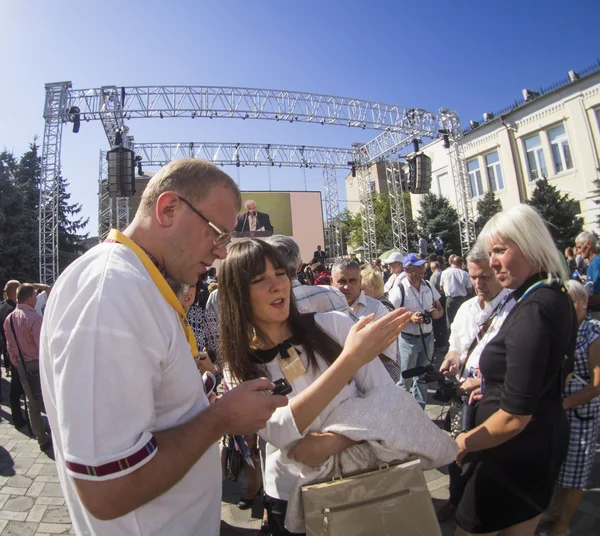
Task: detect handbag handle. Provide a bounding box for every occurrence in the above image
[331,453,395,481]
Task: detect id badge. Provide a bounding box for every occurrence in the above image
[277,346,307,383]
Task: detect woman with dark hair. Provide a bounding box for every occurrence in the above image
[219,239,411,536]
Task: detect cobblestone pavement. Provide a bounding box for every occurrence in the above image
[1,369,599,535]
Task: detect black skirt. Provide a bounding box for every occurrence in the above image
[455,414,569,533]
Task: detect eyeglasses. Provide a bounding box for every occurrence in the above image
[176,195,231,248]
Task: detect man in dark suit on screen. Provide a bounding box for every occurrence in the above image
[234,199,274,236]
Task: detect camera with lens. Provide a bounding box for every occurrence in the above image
[402,364,461,403]
[417,310,432,325]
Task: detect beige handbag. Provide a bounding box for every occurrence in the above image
[302,457,441,536]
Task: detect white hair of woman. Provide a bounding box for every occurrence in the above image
[477,204,567,281]
[565,279,588,305]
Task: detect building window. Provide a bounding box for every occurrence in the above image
[547,124,573,173]
[467,159,484,197]
[524,134,547,181]
[485,151,504,191]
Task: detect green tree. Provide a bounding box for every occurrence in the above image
[416,193,461,255]
[526,177,583,251]
[339,192,415,254]
[475,190,503,235]
[56,174,89,272]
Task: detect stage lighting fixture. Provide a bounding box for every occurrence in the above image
[438,129,450,149]
[69,106,81,133]
[135,155,143,176]
[159,112,164,119]
[412,139,420,153]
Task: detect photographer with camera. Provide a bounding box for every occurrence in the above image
[389,253,443,408]
[436,246,515,522]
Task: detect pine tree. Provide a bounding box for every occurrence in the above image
[527,177,583,251]
[475,190,503,235]
[0,151,37,285]
[56,174,89,273]
[416,193,461,255]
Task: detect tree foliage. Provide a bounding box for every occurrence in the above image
[475,190,503,235]
[339,192,415,255]
[0,143,89,288]
[416,193,461,255]
[526,177,583,251]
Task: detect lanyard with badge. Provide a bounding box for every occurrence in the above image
[106,229,200,358]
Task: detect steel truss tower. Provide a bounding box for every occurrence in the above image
[385,160,409,254]
[41,83,474,281]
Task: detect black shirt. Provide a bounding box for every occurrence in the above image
[477,274,576,426]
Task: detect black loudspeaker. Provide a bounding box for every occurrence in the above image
[407,153,432,194]
[107,147,136,198]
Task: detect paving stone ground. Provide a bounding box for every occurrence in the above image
[0,359,598,535]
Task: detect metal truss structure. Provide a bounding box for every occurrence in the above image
[385,160,409,254]
[41,83,473,282]
[439,109,475,255]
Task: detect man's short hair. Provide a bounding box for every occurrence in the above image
[4,280,20,297]
[265,235,302,278]
[139,159,241,216]
[16,283,36,304]
[332,258,361,275]
[430,261,440,271]
[576,231,597,252]
[466,245,489,264]
[245,199,256,209]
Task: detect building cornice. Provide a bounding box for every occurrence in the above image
[463,131,500,152]
[514,102,565,128]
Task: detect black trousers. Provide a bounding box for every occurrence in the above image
[264,495,305,536]
[433,295,448,347]
[9,363,26,425]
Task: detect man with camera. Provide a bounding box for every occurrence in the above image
[436,245,515,522]
[389,253,443,408]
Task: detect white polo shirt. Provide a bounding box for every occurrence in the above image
[440,266,473,298]
[40,243,221,536]
[389,278,441,336]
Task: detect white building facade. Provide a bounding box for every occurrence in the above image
[410,67,600,232]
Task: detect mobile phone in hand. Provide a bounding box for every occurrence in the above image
[202,371,216,394]
[265,378,292,396]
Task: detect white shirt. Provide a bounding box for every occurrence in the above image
[224,312,392,501]
[35,291,47,317]
[440,266,473,297]
[40,244,220,536]
[389,278,441,335]
[349,291,397,361]
[448,289,515,380]
[383,271,407,293]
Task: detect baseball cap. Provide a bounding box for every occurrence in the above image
[386,252,404,264]
[403,253,427,268]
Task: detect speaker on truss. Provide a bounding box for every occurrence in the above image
[107,147,136,198]
[406,153,432,194]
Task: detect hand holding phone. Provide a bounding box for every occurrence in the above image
[264,378,292,396]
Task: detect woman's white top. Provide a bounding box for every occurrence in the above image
[223,311,393,500]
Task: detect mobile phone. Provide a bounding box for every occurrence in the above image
[265,378,292,396]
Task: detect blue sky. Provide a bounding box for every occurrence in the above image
[1,0,598,235]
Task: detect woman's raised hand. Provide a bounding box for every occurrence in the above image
[341,308,412,368]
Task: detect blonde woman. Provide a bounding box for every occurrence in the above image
[361,266,394,311]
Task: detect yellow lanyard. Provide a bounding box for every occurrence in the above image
[107,229,199,357]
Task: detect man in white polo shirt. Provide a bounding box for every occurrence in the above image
[440,255,474,334]
[389,253,444,408]
[40,159,287,536]
[331,259,401,382]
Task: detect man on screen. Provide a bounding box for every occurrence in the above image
[234,199,274,235]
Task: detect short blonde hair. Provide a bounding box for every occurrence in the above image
[139,159,241,216]
[361,266,384,297]
[477,204,567,281]
[208,282,218,294]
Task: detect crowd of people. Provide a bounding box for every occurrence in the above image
[0,158,599,536]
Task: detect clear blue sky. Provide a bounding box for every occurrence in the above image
[1,0,598,236]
